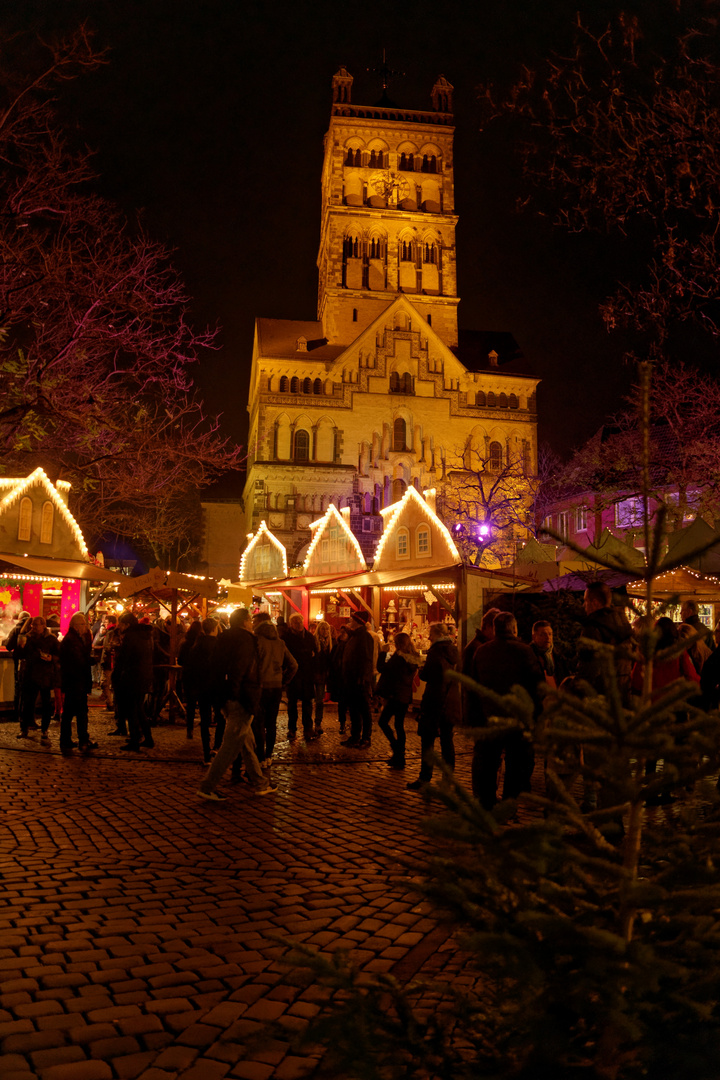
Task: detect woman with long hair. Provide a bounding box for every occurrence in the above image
[312,619,334,737]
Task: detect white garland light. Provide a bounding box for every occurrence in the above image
[0,468,88,558]
[240,520,288,581]
[303,503,366,573]
[373,486,461,568]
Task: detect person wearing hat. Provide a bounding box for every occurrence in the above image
[341,609,375,748]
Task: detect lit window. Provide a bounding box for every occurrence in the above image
[330,537,338,562]
[417,526,431,556]
[18,497,32,542]
[40,501,54,545]
[321,539,329,562]
[615,497,644,528]
[294,430,310,461]
[397,528,409,558]
[576,506,588,532]
[488,441,502,471]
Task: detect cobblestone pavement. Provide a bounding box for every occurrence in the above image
[0,701,475,1080]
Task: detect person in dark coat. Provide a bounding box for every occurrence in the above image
[59,612,95,752]
[114,612,155,751]
[376,631,421,769]
[185,617,221,764]
[178,620,203,738]
[529,621,569,688]
[469,611,544,809]
[328,625,350,734]
[341,610,375,748]
[252,613,298,764]
[283,614,317,742]
[577,582,635,703]
[16,616,59,742]
[407,622,461,790]
[5,611,32,726]
[312,620,333,737]
[462,607,500,676]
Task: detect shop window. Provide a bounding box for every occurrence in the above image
[18,497,32,542]
[488,441,502,471]
[40,501,54,545]
[393,417,407,451]
[397,527,410,558]
[416,525,431,556]
[279,376,289,392]
[294,429,310,461]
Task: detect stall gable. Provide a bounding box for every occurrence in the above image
[304,504,366,576]
[0,469,88,561]
[240,520,288,582]
[374,485,461,572]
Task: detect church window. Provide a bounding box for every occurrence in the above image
[389,371,400,393]
[489,441,502,471]
[487,392,496,408]
[476,391,486,407]
[18,497,32,542]
[313,378,323,394]
[303,378,312,394]
[397,527,409,558]
[421,155,437,173]
[508,393,518,409]
[401,372,413,394]
[280,376,289,392]
[498,393,508,409]
[352,308,358,321]
[416,525,431,556]
[528,392,537,411]
[399,152,414,172]
[345,148,362,166]
[392,478,406,502]
[393,417,407,451]
[40,501,54,544]
[423,242,437,264]
[291,377,300,393]
[369,237,385,259]
[401,240,414,261]
[427,313,432,326]
[344,235,360,258]
[294,429,310,461]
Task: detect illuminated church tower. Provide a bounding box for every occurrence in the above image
[318,70,459,348]
[241,70,539,568]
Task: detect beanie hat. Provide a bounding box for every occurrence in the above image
[351,610,370,625]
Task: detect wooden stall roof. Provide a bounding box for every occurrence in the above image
[116,567,219,600]
[0,551,126,583]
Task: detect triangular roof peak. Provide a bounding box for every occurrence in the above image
[240,520,288,582]
[303,503,366,574]
[373,485,461,569]
[0,467,88,558]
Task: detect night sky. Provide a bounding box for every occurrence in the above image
[14,0,637,470]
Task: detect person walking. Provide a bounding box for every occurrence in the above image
[178,620,203,738]
[407,622,461,790]
[468,611,544,810]
[114,612,155,752]
[312,620,333,737]
[283,614,317,743]
[197,607,276,800]
[252,612,298,765]
[16,616,59,743]
[376,631,421,769]
[187,617,221,765]
[59,612,95,752]
[341,610,375,748]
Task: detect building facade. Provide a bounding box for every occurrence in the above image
[242,69,539,567]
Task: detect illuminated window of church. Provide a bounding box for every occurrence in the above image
[476,391,486,407]
[489,441,502,471]
[291,377,300,393]
[487,392,496,408]
[294,430,310,461]
[401,240,414,261]
[498,393,508,408]
[313,378,323,394]
[40,501,54,544]
[280,376,289,392]
[416,525,431,556]
[393,418,407,451]
[397,528,409,558]
[18,497,32,542]
[423,242,437,264]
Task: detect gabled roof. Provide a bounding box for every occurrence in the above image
[256,319,345,362]
[373,486,461,568]
[303,504,366,573]
[0,468,88,559]
[240,520,288,583]
[664,517,720,574]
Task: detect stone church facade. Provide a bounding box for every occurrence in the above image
[242,69,539,567]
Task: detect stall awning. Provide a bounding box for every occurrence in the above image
[235,572,367,593]
[0,552,126,583]
[116,567,219,600]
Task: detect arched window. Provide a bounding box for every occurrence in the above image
[528,392,537,412]
[489,441,503,471]
[508,393,519,409]
[396,526,410,558]
[427,313,432,326]
[18,497,32,542]
[392,478,407,502]
[352,308,358,322]
[40,501,54,545]
[401,240,414,261]
[416,525,431,556]
[401,372,413,394]
[476,391,486,407]
[344,235,360,258]
[290,377,300,394]
[346,148,354,166]
[423,242,437,264]
[369,237,384,259]
[313,378,323,395]
[498,393,508,409]
[303,378,312,394]
[393,417,407,451]
[487,392,496,408]
[421,155,437,173]
[294,430,310,461]
[279,376,289,393]
[389,371,400,392]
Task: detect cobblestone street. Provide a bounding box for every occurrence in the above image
[0,703,473,1080]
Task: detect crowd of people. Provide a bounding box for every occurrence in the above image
[4,583,719,807]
